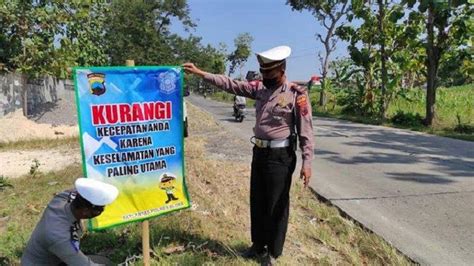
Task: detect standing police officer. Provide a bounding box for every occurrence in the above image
[21,178,119,266]
[183,45,314,265]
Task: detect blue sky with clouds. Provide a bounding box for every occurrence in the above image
[172,0,350,81]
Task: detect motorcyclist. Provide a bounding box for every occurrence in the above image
[233,95,247,117]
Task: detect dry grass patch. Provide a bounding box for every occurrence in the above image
[0,136,79,151]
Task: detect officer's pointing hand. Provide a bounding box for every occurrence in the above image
[183,63,207,77]
[300,166,311,188]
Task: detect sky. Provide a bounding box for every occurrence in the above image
[172,0,350,81]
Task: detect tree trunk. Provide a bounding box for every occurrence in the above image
[425,4,437,126]
[319,25,334,109]
[319,81,327,108]
[315,2,348,109]
[378,0,387,119]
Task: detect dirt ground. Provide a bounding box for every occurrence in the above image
[0,110,79,142]
[0,110,80,178]
[0,147,81,178]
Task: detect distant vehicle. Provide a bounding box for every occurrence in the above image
[233,95,246,123]
[310,75,321,85]
[229,71,260,122]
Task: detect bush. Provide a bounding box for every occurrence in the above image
[390,111,423,127]
[0,176,13,191]
[454,114,474,134]
[454,124,474,134]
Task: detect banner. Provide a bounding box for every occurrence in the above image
[74,66,190,230]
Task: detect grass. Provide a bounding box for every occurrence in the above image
[311,83,474,141]
[0,103,411,265]
[0,136,79,151]
[387,84,474,127]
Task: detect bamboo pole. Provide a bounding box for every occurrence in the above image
[125,59,150,266]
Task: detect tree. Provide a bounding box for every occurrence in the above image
[376,0,415,118]
[405,0,473,125]
[437,46,472,86]
[0,2,22,72]
[171,34,227,93]
[52,1,110,78]
[103,0,226,93]
[0,1,69,115]
[105,0,195,65]
[0,1,60,77]
[336,2,379,116]
[0,1,110,78]
[377,0,388,119]
[336,0,423,118]
[227,33,253,78]
[287,0,349,109]
[1,0,225,80]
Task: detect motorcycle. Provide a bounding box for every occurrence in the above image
[233,104,246,122]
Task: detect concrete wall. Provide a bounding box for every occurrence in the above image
[0,73,74,117]
[0,73,23,116]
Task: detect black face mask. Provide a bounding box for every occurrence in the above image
[263,77,279,88]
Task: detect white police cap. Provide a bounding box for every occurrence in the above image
[256,45,292,70]
[75,178,119,206]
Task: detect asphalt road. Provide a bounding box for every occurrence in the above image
[187,94,474,265]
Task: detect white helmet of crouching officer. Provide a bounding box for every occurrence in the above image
[74,177,119,217]
[21,178,119,266]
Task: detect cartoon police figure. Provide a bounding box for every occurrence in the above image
[159,173,179,204]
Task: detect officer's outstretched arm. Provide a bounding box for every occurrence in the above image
[183,62,258,99]
[183,63,208,77]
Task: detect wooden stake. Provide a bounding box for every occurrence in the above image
[125,59,135,67]
[142,221,150,265]
[125,59,150,266]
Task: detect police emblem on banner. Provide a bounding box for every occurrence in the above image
[87,73,106,96]
[159,70,178,94]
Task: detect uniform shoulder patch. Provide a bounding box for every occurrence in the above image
[296,94,309,116]
[289,83,307,94]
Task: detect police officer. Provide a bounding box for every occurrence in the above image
[21,178,119,266]
[183,45,314,265]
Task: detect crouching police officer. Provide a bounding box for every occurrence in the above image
[183,45,314,265]
[21,178,119,266]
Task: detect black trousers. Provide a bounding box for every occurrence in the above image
[250,146,296,257]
